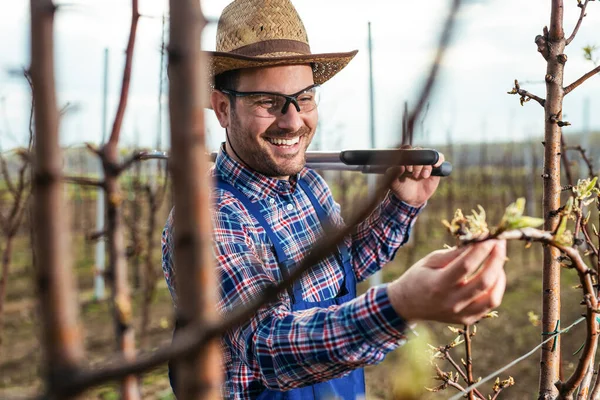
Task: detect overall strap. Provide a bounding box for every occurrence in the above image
[297,179,352,274]
[215,178,297,302]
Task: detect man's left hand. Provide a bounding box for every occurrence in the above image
[387,146,444,207]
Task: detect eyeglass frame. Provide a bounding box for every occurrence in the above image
[218,84,320,117]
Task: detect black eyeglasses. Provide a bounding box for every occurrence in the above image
[219,84,320,118]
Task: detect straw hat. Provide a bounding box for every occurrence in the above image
[206,0,358,86]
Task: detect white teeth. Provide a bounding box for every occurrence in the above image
[267,137,300,146]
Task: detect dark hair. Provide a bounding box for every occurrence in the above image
[214,69,241,91]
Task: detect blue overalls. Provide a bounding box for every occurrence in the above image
[170,176,366,400]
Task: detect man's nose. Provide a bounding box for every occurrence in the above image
[277,103,304,132]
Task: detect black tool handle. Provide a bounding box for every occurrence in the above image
[340,149,440,166]
[362,161,452,176]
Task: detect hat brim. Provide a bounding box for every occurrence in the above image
[205,50,359,86]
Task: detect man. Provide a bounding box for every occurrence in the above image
[161,0,507,399]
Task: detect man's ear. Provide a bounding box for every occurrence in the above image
[211,90,231,128]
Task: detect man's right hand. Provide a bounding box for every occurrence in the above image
[387,240,507,326]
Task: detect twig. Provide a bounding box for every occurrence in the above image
[450,317,585,400]
[86,230,107,242]
[560,135,575,187]
[0,153,17,195]
[464,325,476,400]
[564,65,600,95]
[508,79,546,107]
[443,347,486,398]
[566,0,590,46]
[118,151,147,174]
[463,228,598,398]
[565,145,597,182]
[64,176,105,188]
[406,0,461,136]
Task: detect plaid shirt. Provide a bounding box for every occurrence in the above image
[161,147,423,399]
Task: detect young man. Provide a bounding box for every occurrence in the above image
[162,0,507,398]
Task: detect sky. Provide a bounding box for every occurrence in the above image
[0,0,599,153]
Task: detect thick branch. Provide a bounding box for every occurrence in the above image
[566,0,590,46]
[564,65,600,95]
[106,0,139,147]
[30,0,85,397]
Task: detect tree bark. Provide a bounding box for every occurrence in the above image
[30,0,85,397]
[539,1,566,398]
[168,1,222,398]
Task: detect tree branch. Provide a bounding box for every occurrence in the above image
[106,0,139,147]
[464,325,476,400]
[507,79,546,107]
[566,0,590,46]
[0,153,17,196]
[117,151,147,174]
[443,346,486,398]
[564,65,600,95]
[29,0,85,396]
[406,0,461,135]
[464,228,598,399]
[63,176,105,188]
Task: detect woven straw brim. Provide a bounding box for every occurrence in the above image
[206,50,358,86]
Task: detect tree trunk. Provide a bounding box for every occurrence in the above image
[539,1,566,398]
[168,0,222,398]
[30,1,85,397]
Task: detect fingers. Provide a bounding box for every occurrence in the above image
[422,246,470,269]
[442,240,505,283]
[448,240,507,313]
[456,268,506,325]
[400,147,445,179]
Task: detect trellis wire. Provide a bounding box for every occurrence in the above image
[449,316,586,400]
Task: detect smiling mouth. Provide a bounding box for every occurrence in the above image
[265,136,301,146]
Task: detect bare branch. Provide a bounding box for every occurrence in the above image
[0,152,17,195]
[462,228,598,398]
[24,69,35,149]
[565,145,597,179]
[564,65,600,95]
[63,176,105,188]
[86,230,107,242]
[117,151,147,174]
[406,0,461,136]
[443,348,487,399]
[463,325,476,400]
[106,0,139,147]
[566,0,590,46]
[507,79,546,107]
[29,0,85,396]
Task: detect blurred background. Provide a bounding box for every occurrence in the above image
[1,0,599,398]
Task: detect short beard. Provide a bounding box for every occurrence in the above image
[228,112,312,178]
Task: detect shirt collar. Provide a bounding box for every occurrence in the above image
[212,143,303,201]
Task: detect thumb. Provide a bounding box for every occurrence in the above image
[423,246,469,269]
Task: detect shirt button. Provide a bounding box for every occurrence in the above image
[286,203,294,211]
[269,198,275,205]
